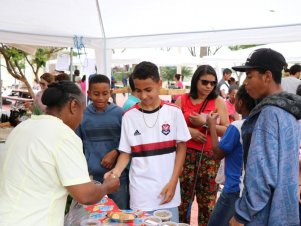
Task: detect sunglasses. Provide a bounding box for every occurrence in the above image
[199,79,217,86]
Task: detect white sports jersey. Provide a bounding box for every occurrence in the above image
[119,100,191,211]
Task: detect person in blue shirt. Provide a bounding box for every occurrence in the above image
[231,48,301,225]
[207,85,256,226]
[122,74,140,111]
[76,74,129,209]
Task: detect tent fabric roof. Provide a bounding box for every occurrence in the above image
[1,0,301,48]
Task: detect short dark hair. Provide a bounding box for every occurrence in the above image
[189,65,218,100]
[228,85,239,94]
[42,80,84,108]
[289,64,301,75]
[132,61,160,82]
[236,85,256,112]
[55,73,70,82]
[257,68,282,84]
[174,74,181,81]
[128,74,136,91]
[40,73,54,83]
[223,68,232,76]
[88,74,110,90]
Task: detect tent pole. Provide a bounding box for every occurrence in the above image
[70,47,73,81]
[95,0,111,78]
[0,56,2,111]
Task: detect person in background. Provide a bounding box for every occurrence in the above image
[284,68,290,77]
[281,64,301,94]
[122,74,140,111]
[122,74,128,97]
[232,48,301,225]
[31,72,55,114]
[217,68,232,99]
[176,65,229,225]
[73,69,80,82]
[297,84,301,225]
[110,74,117,104]
[76,74,129,209]
[55,73,70,82]
[228,77,236,86]
[0,81,120,226]
[207,85,256,226]
[75,76,81,89]
[171,73,184,103]
[105,61,191,222]
[225,85,240,123]
[81,75,87,95]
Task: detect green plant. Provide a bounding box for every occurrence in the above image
[160,66,177,82]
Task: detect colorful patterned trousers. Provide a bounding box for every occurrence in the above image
[179,148,220,226]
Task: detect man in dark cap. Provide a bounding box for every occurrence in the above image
[231,48,301,225]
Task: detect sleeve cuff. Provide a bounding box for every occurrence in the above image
[234,212,249,224]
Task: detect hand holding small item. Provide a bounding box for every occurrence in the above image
[102,173,120,194]
[206,111,220,128]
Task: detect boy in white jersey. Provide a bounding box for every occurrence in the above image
[105,61,191,222]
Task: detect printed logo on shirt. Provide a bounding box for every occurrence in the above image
[134,130,141,136]
[161,123,170,135]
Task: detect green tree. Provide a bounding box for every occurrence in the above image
[0,44,63,97]
[228,45,261,51]
[181,66,193,81]
[160,66,177,83]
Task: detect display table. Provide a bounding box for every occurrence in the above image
[65,196,147,226]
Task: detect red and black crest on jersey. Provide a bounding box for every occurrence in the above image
[161,123,170,135]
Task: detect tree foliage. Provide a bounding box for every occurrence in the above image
[228,45,261,51]
[161,66,177,82]
[0,44,63,97]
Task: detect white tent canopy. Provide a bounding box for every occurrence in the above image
[1,0,301,75]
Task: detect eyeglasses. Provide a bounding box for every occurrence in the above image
[199,79,217,86]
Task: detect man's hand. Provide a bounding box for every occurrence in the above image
[100,149,119,169]
[159,180,177,205]
[102,176,120,194]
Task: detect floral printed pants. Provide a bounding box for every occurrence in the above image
[179,148,220,226]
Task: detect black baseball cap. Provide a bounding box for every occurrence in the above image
[232,48,286,72]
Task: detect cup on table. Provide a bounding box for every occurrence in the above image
[153,210,172,222]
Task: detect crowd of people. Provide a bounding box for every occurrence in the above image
[0,48,301,226]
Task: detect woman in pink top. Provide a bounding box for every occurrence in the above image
[175,65,229,225]
[80,75,87,95]
[171,74,184,103]
[225,85,240,123]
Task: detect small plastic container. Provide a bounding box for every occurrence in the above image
[80,218,101,226]
[178,223,190,226]
[160,221,178,226]
[143,216,162,226]
[153,209,172,222]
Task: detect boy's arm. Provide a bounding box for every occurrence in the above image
[160,141,186,204]
[207,111,226,160]
[104,152,130,179]
[101,149,119,169]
